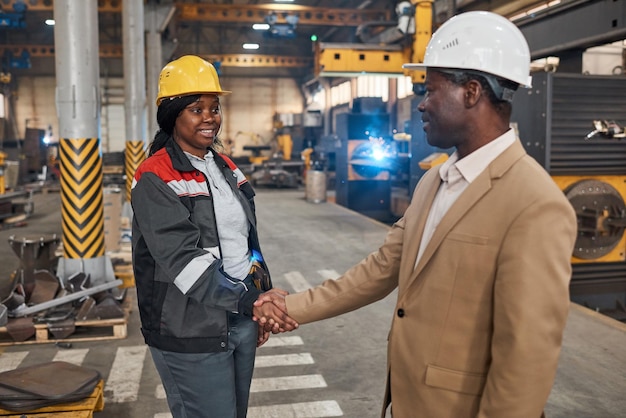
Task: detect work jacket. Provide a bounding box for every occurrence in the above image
[131,141,265,353]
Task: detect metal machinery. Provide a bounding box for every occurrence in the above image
[511,72,626,320]
[335,97,395,222]
[240,114,306,189]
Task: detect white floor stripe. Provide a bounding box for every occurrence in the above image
[284,271,312,292]
[251,374,327,393]
[105,345,147,403]
[0,351,28,372]
[260,335,304,348]
[318,269,340,280]
[155,384,167,399]
[255,353,314,368]
[248,400,343,417]
[154,413,172,418]
[53,348,89,365]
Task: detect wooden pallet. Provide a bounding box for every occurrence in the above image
[0,298,131,346]
[0,379,104,418]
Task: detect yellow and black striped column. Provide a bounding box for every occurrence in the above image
[125,140,146,202]
[59,138,105,259]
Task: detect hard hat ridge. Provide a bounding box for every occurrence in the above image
[403,11,533,90]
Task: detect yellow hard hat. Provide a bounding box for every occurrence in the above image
[156,55,231,106]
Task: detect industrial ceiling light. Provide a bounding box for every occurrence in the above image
[45,19,55,26]
[274,0,295,3]
[243,43,260,50]
[253,23,270,30]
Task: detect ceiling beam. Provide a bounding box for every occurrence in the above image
[0,45,311,68]
[0,44,122,58]
[177,4,390,26]
[2,1,390,26]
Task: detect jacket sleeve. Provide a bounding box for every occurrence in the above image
[132,171,261,316]
[478,194,577,417]
[285,216,404,323]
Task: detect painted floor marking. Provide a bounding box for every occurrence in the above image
[255,353,314,368]
[53,348,89,365]
[248,400,343,417]
[105,345,148,403]
[0,351,28,372]
[284,271,312,292]
[156,384,166,399]
[259,335,304,348]
[250,374,327,393]
[318,269,340,280]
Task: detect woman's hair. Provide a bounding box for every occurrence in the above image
[148,94,223,156]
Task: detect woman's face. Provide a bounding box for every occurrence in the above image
[173,94,222,158]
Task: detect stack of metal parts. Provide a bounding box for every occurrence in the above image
[0,235,124,342]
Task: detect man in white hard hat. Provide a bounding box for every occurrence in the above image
[257,11,577,418]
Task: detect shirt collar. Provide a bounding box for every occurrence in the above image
[438,129,517,184]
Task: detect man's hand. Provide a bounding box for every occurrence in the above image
[252,288,297,333]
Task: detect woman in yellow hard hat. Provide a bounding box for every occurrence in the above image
[130,55,298,418]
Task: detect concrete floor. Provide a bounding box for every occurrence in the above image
[0,188,623,417]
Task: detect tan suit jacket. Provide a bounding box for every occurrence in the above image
[285,140,577,418]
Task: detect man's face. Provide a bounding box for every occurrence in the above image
[417,70,467,151]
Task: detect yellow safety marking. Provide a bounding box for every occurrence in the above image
[59,138,106,259]
[125,141,146,203]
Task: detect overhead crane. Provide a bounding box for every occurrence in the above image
[0,0,389,69]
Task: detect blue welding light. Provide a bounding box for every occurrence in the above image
[372,148,385,161]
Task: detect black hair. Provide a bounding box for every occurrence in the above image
[438,70,515,119]
[149,94,223,156]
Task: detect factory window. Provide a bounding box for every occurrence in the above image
[309,87,326,110]
[397,76,413,99]
[356,76,388,102]
[330,81,351,107]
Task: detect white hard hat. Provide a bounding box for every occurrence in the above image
[403,11,532,88]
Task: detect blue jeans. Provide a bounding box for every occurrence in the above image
[149,312,257,418]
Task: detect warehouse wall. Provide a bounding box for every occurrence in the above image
[13,75,304,158]
[218,76,304,157]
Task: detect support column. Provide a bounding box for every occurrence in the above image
[123,0,147,204]
[54,0,114,285]
[145,2,176,141]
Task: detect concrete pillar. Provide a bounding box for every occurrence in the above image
[123,0,147,204]
[145,2,176,142]
[53,0,115,285]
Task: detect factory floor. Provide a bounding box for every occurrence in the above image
[0,187,623,417]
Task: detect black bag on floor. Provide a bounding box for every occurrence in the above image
[0,361,101,412]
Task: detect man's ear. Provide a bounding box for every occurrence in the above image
[464,79,482,108]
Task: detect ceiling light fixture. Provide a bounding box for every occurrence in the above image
[45,19,55,26]
[243,43,260,50]
[253,23,270,30]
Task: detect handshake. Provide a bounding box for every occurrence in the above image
[252,288,298,346]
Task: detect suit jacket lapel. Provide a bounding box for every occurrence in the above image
[398,168,441,293]
[404,140,527,294]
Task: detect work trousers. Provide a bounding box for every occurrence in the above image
[149,312,257,418]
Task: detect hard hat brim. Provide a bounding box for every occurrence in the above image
[156,90,232,106]
[402,63,426,71]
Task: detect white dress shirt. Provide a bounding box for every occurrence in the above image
[415,129,517,267]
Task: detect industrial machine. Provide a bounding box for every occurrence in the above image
[511,72,626,320]
[335,97,394,221]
